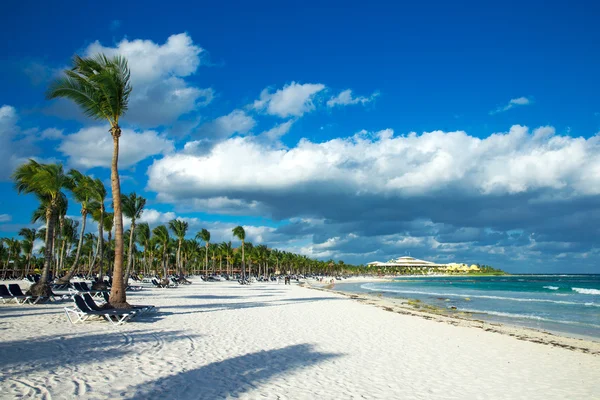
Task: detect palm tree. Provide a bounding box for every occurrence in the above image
[135,222,151,276]
[196,229,210,278]
[47,54,132,308]
[12,160,72,296]
[168,219,189,277]
[232,226,246,281]
[121,193,146,283]
[152,225,170,283]
[18,228,36,277]
[89,178,107,280]
[102,212,114,279]
[59,218,79,275]
[2,238,21,279]
[58,170,95,283]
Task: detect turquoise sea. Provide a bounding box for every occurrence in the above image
[335,275,600,339]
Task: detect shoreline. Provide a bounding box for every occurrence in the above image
[304,281,600,355]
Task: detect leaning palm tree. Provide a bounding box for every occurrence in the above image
[152,225,170,283]
[168,219,189,277]
[232,226,246,281]
[196,229,210,278]
[121,192,146,283]
[102,212,114,279]
[18,228,36,277]
[135,222,151,276]
[47,54,132,308]
[58,170,95,283]
[13,160,72,296]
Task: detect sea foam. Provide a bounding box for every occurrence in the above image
[360,284,600,307]
[543,286,559,290]
[572,287,600,295]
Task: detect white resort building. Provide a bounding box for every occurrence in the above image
[366,256,480,273]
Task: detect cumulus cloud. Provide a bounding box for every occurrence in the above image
[196,109,256,139]
[144,124,600,270]
[253,82,326,117]
[260,119,295,140]
[327,89,379,107]
[490,96,532,114]
[0,105,51,180]
[59,125,174,169]
[81,33,212,127]
[149,125,599,202]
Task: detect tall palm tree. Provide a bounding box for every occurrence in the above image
[13,160,72,296]
[135,222,151,276]
[168,219,189,277]
[152,225,170,282]
[47,54,132,308]
[58,170,94,283]
[232,226,246,281]
[18,228,36,277]
[196,229,210,278]
[59,218,78,275]
[89,178,107,278]
[2,238,21,279]
[121,193,146,283]
[102,212,114,279]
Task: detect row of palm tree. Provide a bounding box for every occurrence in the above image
[1,176,358,282]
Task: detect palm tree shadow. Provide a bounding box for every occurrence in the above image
[126,343,341,399]
[0,330,198,375]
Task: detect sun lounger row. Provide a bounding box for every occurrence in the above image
[0,284,55,304]
[64,294,155,326]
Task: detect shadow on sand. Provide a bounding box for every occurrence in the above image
[126,343,341,399]
[159,297,341,314]
[0,330,199,375]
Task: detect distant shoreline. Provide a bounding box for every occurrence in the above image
[304,279,600,355]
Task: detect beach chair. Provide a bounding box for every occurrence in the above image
[71,282,106,298]
[83,293,155,315]
[0,284,17,303]
[6,284,34,304]
[64,295,137,326]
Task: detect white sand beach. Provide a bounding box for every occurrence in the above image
[1,279,599,400]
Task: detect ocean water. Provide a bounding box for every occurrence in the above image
[335,275,600,339]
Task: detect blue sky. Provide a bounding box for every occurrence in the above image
[1,0,600,272]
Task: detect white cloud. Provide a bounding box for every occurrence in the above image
[260,119,295,140]
[490,97,532,114]
[0,105,47,180]
[0,214,12,223]
[147,125,600,216]
[84,33,212,127]
[59,125,174,169]
[196,109,255,139]
[327,89,379,107]
[253,82,325,117]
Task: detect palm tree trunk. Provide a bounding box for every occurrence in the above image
[4,249,12,279]
[241,240,246,280]
[162,250,168,279]
[204,243,208,278]
[124,221,135,283]
[58,211,87,284]
[29,207,55,296]
[176,239,182,277]
[94,206,104,280]
[108,128,128,307]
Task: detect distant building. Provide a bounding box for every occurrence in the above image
[366,256,448,268]
[366,256,480,273]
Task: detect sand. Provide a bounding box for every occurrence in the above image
[0,279,599,399]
